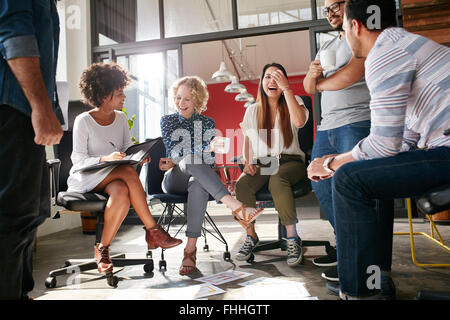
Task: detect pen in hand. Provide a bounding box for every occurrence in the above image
[109,141,119,151]
[102,142,125,162]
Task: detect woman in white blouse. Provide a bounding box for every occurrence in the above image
[235,62,309,267]
[67,63,182,274]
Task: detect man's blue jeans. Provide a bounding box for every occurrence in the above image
[333,146,450,297]
[311,120,371,230]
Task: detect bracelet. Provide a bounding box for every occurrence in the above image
[282,87,292,92]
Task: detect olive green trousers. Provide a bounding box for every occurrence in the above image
[235,160,307,226]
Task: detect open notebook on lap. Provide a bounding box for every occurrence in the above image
[74,137,163,173]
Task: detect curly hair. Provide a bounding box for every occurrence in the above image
[170,76,209,114]
[79,62,131,108]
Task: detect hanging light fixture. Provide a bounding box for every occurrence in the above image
[235,89,254,102]
[244,99,255,108]
[225,76,246,93]
[212,61,233,82]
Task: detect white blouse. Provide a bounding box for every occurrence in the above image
[240,96,308,162]
[67,110,134,193]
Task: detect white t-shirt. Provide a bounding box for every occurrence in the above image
[240,96,308,162]
[67,110,134,193]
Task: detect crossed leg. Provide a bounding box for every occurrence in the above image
[92,165,157,246]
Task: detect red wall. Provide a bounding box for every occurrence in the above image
[204,74,312,168]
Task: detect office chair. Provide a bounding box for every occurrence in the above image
[44,104,154,289]
[146,138,231,271]
[233,95,333,263]
[394,182,450,268]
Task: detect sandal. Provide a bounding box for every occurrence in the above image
[179,248,197,275]
[232,206,263,229]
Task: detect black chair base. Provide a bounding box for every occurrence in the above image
[44,253,154,288]
[154,201,231,270]
[45,210,155,289]
[245,220,333,263]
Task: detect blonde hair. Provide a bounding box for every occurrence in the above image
[171,76,209,114]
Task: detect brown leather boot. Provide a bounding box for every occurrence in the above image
[145,224,182,249]
[94,243,113,273]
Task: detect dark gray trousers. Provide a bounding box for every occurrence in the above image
[162,155,229,238]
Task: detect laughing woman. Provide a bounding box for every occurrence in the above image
[67,62,182,275]
[160,76,262,275]
[234,62,309,267]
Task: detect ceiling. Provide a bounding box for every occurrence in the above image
[182,30,311,84]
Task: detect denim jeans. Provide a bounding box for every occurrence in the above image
[333,146,450,297]
[311,120,371,230]
[0,106,47,299]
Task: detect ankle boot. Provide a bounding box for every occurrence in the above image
[145,224,182,249]
[94,243,113,273]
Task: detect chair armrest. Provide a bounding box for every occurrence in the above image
[46,159,61,202]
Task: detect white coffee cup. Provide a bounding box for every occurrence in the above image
[213,137,230,154]
[320,49,336,71]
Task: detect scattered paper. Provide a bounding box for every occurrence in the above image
[238,277,311,300]
[158,283,226,300]
[195,270,253,285]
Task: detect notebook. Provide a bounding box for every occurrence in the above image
[73,137,163,173]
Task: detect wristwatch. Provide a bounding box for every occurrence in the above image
[323,156,336,174]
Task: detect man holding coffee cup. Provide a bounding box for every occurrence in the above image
[308,0,449,299]
[303,0,394,294]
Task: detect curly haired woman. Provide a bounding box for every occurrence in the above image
[160,76,263,275]
[67,62,182,275]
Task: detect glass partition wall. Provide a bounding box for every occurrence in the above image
[91,0,402,143]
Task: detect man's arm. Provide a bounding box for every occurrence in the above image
[316,57,366,92]
[303,60,323,95]
[7,57,62,146]
[307,151,355,181]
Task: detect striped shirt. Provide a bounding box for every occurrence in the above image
[352,27,450,161]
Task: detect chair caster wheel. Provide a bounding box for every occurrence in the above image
[106,273,118,287]
[203,245,209,252]
[45,277,56,288]
[159,260,167,271]
[144,261,154,273]
[246,253,255,263]
[223,251,231,261]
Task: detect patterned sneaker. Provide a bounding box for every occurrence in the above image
[235,235,259,261]
[285,237,303,266]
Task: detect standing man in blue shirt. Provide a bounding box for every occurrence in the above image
[0,0,63,299]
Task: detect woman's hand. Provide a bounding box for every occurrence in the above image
[209,136,229,154]
[159,158,175,171]
[100,151,126,162]
[243,162,257,176]
[140,156,151,166]
[272,69,290,91]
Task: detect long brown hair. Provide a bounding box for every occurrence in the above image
[256,63,293,149]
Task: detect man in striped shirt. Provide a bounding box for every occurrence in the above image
[307,0,450,299]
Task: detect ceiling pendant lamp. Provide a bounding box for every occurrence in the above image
[235,89,254,102]
[212,61,233,82]
[244,99,255,108]
[225,76,246,93]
